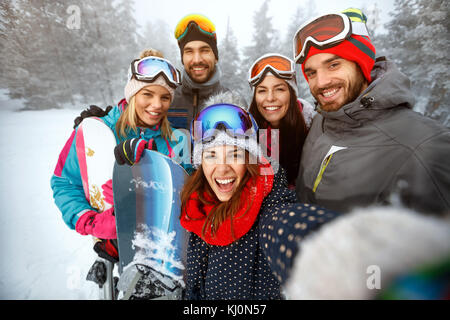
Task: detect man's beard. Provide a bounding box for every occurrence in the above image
[312,69,367,112]
[187,63,214,83]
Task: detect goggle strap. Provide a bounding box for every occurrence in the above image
[249,66,295,87]
[350,21,370,37]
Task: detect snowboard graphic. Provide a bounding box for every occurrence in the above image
[113,150,188,292]
[75,117,118,300]
[75,117,116,212]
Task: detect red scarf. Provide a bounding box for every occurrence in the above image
[180,162,274,246]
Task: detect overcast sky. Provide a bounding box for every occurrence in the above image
[134,0,395,48]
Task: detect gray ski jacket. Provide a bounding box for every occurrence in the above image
[296,57,450,215]
[167,68,229,130]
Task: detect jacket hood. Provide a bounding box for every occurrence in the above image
[317,57,416,127]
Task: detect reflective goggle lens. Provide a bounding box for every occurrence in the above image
[294,14,350,64]
[250,55,293,79]
[131,57,181,87]
[175,14,216,40]
[191,104,257,143]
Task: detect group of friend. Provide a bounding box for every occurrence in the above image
[51,8,450,300]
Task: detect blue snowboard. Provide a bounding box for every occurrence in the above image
[112,150,188,286]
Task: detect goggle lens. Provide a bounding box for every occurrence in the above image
[294,14,350,63]
[130,57,181,87]
[191,104,257,143]
[175,14,216,40]
[250,55,293,79]
[136,58,179,83]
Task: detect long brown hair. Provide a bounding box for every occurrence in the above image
[180,155,259,240]
[249,85,307,185]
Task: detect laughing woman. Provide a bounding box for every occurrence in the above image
[179,97,337,300]
[248,53,315,187]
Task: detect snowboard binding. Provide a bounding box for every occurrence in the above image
[117,263,184,300]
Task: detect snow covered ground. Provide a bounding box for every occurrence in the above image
[0,103,100,299]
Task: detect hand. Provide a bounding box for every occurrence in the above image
[75,207,117,239]
[114,138,148,166]
[73,105,113,129]
[101,179,114,205]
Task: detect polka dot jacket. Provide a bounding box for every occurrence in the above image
[184,167,338,300]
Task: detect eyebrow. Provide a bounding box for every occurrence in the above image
[304,55,342,73]
[184,45,211,51]
[141,88,170,97]
[257,82,288,90]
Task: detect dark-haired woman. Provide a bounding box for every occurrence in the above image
[248,53,314,187]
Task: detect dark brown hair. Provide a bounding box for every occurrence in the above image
[249,85,307,185]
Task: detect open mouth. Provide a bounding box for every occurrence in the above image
[191,65,208,75]
[215,177,236,193]
[146,110,161,117]
[319,86,342,101]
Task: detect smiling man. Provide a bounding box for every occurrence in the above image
[293,8,450,215]
[168,14,230,130]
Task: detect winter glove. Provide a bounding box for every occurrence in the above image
[101,179,114,205]
[75,207,117,239]
[73,105,113,129]
[114,138,149,166]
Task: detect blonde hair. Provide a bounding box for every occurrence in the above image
[116,48,174,141]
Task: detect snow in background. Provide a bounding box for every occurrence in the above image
[0,93,99,299]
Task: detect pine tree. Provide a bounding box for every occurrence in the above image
[280,2,317,104]
[140,18,180,69]
[218,17,247,100]
[378,0,449,126]
[242,0,279,71]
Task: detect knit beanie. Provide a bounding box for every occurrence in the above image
[124,75,175,104]
[177,21,219,64]
[301,9,376,82]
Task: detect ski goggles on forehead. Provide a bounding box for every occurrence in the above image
[293,13,369,64]
[175,14,216,41]
[248,53,295,87]
[190,104,258,144]
[128,56,181,88]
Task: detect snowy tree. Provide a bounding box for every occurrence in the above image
[280,3,317,104]
[218,17,247,98]
[140,19,180,69]
[0,0,140,110]
[242,0,280,71]
[378,0,449,126]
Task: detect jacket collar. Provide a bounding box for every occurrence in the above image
[181,66,222,97]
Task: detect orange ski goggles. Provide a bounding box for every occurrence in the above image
[248,53,295,87]
[174,14,216,41]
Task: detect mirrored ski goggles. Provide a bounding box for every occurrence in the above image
[128,57,181,88]
[175,14,216,41]
[248,53,296,87]
[293,13,369,64]
[191,104,258,144]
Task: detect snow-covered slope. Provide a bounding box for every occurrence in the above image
[0,107,100,299]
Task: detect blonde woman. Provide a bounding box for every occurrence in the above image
[51,49,190,252]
